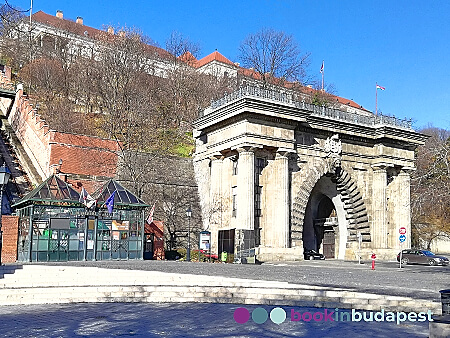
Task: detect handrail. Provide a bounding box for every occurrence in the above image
[205,86,412,130]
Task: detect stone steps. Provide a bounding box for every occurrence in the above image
[0,265,441,313]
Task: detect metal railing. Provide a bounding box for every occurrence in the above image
[207,86,412,130]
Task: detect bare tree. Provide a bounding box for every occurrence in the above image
[411,127,450,248]
[165,31,200,61]
[239,28,310,86]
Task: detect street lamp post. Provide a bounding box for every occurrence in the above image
[186,207,192,262]
[0,165,11,266]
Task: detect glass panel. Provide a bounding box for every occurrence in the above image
[129,241,137,250]
[59,252,68,261]
[38,252,47,261]
[38,239,48,250]
[69,239,79,250]
[68,251,79,260]
[118,190,128,203]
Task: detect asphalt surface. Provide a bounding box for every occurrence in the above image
[21,258,450,302]
[0,303,430,338]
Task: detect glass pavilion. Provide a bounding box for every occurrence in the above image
[13,175,149,262]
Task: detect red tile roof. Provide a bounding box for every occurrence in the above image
[195,51,235,68]
[31,11,172,59]
[178,51,198,66]
[32,10,368,113]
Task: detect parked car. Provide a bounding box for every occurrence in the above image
[304,249,325,260]
[397,249,449,266]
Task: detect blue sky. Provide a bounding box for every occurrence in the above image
[9,0,450,130]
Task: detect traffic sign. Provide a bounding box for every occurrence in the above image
[399,227,407,235]
[399,234,406,243]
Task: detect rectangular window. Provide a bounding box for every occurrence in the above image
[232,160,238,175]
[232,186,237,217]
[255,185,262,217]
[255,157,265,175]
[255,227,261,247]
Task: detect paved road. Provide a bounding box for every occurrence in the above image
[23,259,450,302]
[0,303,430,338]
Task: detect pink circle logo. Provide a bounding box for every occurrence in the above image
[234,307,250,324]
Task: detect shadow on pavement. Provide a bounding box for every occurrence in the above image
[0,303,429,337]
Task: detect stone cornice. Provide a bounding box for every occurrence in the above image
[194,97,309,131]
[195,92,428,149]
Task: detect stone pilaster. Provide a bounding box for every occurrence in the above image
[209,155,223,254]
[237,147,255,230]
[372,165,388,248]
[272,151,290,248]
[394,169,412,249]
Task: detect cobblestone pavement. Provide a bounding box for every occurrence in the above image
[0,303,429,338]
[27,258,450,301]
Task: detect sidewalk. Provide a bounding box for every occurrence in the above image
[0,303,429,338]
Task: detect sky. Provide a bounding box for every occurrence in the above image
[7,0,450,130]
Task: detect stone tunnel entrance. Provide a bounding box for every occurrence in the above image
[302,175,348,260]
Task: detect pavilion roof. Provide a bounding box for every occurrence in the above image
[92,179,149,209]
[12,175,81,208]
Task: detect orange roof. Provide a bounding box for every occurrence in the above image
[32,11,368,112]
[236,67,368,111]
[297,86,368,111]
[195,51,235,68]
[178,51,198,66]
[31,11,172,59]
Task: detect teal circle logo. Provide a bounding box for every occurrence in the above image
[252,307,268,324]
[270,307,286,325]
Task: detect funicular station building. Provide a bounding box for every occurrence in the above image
[12,175,148,262]
[193,86,428,262]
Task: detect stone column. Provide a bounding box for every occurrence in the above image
[237,147,255,230]
[372,165,388,249]
[209,155,223,255]
[395,169,412,249]
[272,151,290,248]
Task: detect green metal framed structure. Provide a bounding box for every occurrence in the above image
[13,176,149,262]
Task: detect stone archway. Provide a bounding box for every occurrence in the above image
[291,159,371,259]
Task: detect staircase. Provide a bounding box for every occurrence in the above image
[0,265,440,314]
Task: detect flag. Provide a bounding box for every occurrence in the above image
[105,191,116,214]
[79,187,96,209]
[376,84,385,90]
[320,60,324,74]
[146,203,156,224]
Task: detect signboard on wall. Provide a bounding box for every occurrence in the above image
[112,220,129,231]
[199,231,211,251]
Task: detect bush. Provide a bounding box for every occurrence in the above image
[165,248,217,262]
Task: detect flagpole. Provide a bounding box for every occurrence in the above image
[375,82,378,115]
[321,60,324,91]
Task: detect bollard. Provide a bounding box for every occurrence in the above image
[371,253,376,270]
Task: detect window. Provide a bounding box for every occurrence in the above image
[255,185,262,217]
[255,227,261,247]
[232,186,237,217]
[232,160,238,175]
[255,157,265,175]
